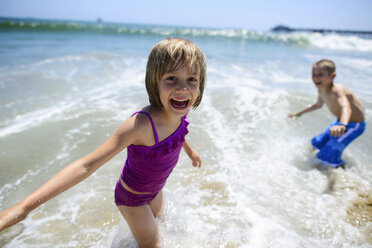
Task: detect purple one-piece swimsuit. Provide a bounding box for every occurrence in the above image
[114,111,189,206]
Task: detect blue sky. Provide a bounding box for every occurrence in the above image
[1,0,371,31]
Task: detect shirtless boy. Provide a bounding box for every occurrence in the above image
[289,59,365,167]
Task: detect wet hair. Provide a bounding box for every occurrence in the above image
[145,38,207,109]
[313,59,336,75]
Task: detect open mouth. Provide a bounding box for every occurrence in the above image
[170,99,190,109]
[315,82,322,86]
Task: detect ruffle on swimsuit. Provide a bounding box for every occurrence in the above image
[127,120,189,161]
[120,111,189,194]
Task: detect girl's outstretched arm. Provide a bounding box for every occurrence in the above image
[183,140,201,168]
[0,116,143,232]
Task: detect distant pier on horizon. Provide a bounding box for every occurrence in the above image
[271,25,372,35]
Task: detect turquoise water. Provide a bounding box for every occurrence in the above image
[0,18,371,247]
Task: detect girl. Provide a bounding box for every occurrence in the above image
[0,38,207,247]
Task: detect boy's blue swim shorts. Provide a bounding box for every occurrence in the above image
[311,120,366,167]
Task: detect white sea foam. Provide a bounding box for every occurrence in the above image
[0,54,145,137]
[0,100,77,137]
[1,28,371,248]
[306,33,372,52]
[337,57,372,69]
[35,51,123,66]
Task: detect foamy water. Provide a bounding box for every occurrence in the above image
[0,18,371,247]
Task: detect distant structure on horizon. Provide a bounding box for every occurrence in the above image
[271,25,372,35]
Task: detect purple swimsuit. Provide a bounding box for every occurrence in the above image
[115,111,189,206]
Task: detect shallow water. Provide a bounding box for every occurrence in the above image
[0,18,371,247]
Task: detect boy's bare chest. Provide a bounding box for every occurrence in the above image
[320,92,342,114]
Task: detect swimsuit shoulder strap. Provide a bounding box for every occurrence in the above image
[131,111,159,144]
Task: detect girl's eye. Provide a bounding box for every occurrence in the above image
[167,76,177,81]
[188,77,199,83]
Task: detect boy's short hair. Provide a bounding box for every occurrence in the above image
[313,59,336,75]
[145,38,207,109]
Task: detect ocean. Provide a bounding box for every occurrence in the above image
[0,18,371,248]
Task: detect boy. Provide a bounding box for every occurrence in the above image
[289,59,365,167]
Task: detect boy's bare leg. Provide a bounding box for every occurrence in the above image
[325,169,336,192]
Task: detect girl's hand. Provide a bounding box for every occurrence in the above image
[183,141,201,168]
[188,150,202,168]
[0,204,28,232]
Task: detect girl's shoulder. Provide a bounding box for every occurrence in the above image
[127,110,158,146]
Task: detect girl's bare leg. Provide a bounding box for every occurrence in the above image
[117,191,164,248]
[149,190,163,217]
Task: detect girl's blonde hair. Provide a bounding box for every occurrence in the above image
[145,38,207,109]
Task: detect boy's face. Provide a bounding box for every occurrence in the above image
[158,65,200,117]
[312,66,335,89]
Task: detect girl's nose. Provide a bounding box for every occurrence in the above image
[176,81,188,91]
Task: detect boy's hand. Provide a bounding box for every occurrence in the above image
[330,125,347,137]
[288,112,300,118]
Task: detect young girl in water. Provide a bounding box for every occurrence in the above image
[0,37,206,247]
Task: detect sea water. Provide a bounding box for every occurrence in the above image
[0,18,371,248]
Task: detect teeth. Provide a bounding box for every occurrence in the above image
[171,99,189,109]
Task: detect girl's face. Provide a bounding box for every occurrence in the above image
[158,66,200,117]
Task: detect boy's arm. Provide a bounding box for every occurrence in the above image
[288,95,323,118]
[336,88,351,125]
[0,118,140,232]
[183,140,201,168]
[329,88,351,137]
